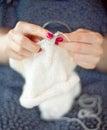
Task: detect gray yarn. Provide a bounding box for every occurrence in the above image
[57,95,102,130]
[43,20,72,33]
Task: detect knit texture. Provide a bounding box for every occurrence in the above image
[0,0,107,129]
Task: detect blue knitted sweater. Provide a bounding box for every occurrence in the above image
[0,0,107,130]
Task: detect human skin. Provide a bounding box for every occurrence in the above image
[58,29,107,72]
[0,21,107,72]
[0,21,53,64]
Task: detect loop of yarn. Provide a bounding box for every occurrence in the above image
[57,94,102,130]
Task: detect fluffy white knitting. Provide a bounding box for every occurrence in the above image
[9,32,81,120]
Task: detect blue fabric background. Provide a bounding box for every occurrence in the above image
[0,0,107,129]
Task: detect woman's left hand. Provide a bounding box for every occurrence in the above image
[58,29,104,69]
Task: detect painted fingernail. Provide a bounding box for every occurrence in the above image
[47,32,53,39]
[55,37,63,45]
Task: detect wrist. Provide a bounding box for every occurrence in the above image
[0,33,9,64]
[0,28,10,36]
[96,34,107,73]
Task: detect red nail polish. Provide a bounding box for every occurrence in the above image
[55,41,59,45]
[55,37,63,45]
[47,32,53,39]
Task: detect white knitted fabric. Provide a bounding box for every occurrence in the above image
[9,32,81,120]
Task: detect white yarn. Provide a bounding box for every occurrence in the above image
[9,32,81,120]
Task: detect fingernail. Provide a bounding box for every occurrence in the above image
[55,37,63,45]
[47,32,53,39]
[38,48,42,52]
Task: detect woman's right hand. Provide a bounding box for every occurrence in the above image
[4,21,53,60]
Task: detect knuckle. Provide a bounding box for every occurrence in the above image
[16,21,23,27]
[35,25,43,34]
[36,25,41,30]
[15,21,24,30]
[76,28,84,32]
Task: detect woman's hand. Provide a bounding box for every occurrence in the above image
[58,29,104,69]
[3,21,53,60]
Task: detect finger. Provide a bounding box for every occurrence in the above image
[14,21,53,39]
[11,32,41,53]
[59,41,103,56]
[7,49,26,60]
[74,54,100,69]
[76,61,95,69]
[27,34,40,42]
[64,31,103,45]
[18,48,33,57]
[8,41,33,57]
